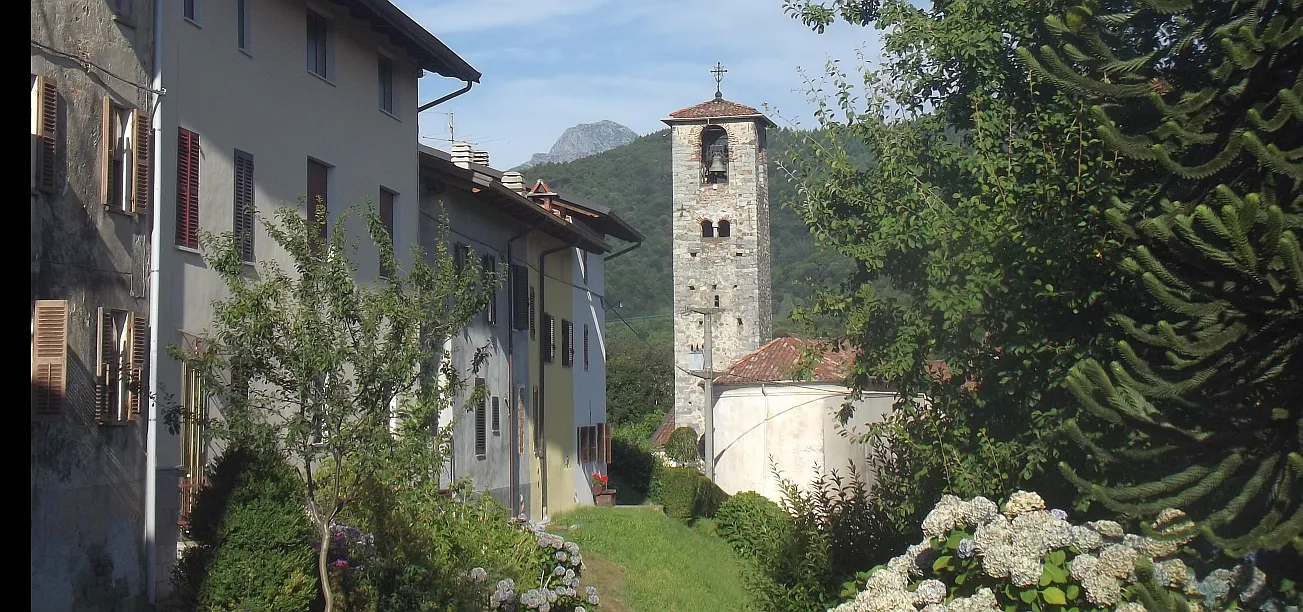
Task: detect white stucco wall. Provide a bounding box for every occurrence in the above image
[712,384,894,502]
[571,248,607,506]
[149,0,427,592]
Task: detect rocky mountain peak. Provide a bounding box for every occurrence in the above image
[514,120,637,170]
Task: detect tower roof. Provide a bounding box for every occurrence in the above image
[662,97,775,127]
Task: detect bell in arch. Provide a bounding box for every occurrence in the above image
[708,152,727,173]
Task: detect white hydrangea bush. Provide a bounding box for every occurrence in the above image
[472,520,599,612]
[832,491,1297,612]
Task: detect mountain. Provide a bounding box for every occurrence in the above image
[523,128,858,326]
[513,120,638,170]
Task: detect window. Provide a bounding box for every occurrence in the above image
[234,150,254,262]
[516,386,526,454]
[306,9,333,79]
[543,313,555,363]
[176,128,200,248]
[103,101,150,214]
[236,0,250,51]
[179,360,207,524]
[528,287,537,339]
[32,300,68,419]
[715,295,721,308]
[474,378,487,458]
[491,396,500,435]
[307,158,328,248]
[578,426,593,462]
[378,55,394,114]
[577,423,611,463]
[511,265,529,330]
[583,325,590,371]
[33,76,59,194]
[379,188,395,276]
[702,126,729,184]
[95,309,147,424]
[452,242,469,274]
[561,319,573,367]
[717,219,731,237]
[482,255,497,324]
[183,0,198,22]
[700,219,714,238]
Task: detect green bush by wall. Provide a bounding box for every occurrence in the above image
[648,465,728,524]
[664,426,700,464]
[715,491,792,561]
[169,447,319,612]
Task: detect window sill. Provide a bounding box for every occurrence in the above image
[379,108,400,122]
[112,14,137,28]
[475,454,486,461]
[184,17,201,28]
[105,206,136,218]
[174,244,201,255]
[308,70,336,87]
[238,47,253,59]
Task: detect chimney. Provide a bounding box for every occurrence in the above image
[501,171,526,193]
[471,150,490,167]
[451,141,473,168]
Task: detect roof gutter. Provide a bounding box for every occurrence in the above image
[603,240,641,262]
[419,80,473,113]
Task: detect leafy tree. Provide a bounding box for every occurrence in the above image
[779,0,1134,540]
[171,203,495,610]
[605,330,673,429]
[1022,0,1303,555]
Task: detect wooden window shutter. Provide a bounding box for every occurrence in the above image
[595,423,606,466]
[603,423,612,463]
[307,159,328,245]
[532,385,542,455]
[233,150,255,261]
[577,426,588,462]
[511,265,528,330]
[132,109,150,213]
[128,312,148,421]
[542,314,554,363]
[482,255,497,325]
[583,325,590,371]
[175,128,200,248]
[38,78,59,178]
[32,300,68,418]
[474,379,487,457]
[528,286,536,339]
[100,98,113,206]
[95,307,118,423]
[37,77,59,193]
[491,396,500,434]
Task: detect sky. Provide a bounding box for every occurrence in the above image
[398,0,884,169]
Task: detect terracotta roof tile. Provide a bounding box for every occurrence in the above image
[665,96,775,126]
[714,337,855,385]
[650,411,676,446]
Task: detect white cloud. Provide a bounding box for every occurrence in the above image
[404,0,608,34]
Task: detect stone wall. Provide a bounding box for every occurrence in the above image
[669,117,773,437]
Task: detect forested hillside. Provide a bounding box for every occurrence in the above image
[524,128,855,322]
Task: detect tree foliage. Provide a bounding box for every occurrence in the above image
[170,202,496,610]
[780,0,1134,540]
[1022,0,1303,556]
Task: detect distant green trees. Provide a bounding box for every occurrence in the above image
[1023,0,1302,555]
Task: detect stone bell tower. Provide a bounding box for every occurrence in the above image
[664,74,774,439]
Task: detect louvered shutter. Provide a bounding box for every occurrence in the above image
[602,423,612,463]
[234,150,254,261]
[128,312,148,421]
[101,98,112,205]
[32,300,68,418]
[511,265,529,330]
[95,307,120,423]
[577,426,587,462]
[532,386,542,455]
[38,77,58,193]
[175,128,200,248]
[491,396,500,434]
[307,160,328,245]
[132,110,150,214]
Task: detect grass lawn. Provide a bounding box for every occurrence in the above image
[550,507,754,612]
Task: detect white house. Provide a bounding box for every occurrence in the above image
[709,337,897,502]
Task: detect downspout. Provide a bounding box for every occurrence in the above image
[145,0,166,602]
[418,80,473,113]
[602,240,641,262]
[537,243,570,519]
[504,228,529,517]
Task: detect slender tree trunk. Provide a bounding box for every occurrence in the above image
[317,517,335,612]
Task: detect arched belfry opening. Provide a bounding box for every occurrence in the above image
[700,219,715,237]
[717,219,731,237]
[702,126,729,184]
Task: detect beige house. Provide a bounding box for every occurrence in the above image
[708,337,895,502]
[31,0,479,607]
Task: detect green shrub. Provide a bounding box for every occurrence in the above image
[169,447,319,612]
[664,426,700,463]
[715,492,792,561]
[648,465,728,524]
[610,424,657,501]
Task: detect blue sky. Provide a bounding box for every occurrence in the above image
[398,0,883,168]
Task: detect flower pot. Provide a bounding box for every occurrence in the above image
[591,484,605,497]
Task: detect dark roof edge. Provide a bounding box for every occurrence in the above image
[348,0,481,82]
[660,113,776,128]
[552,195,645,243]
